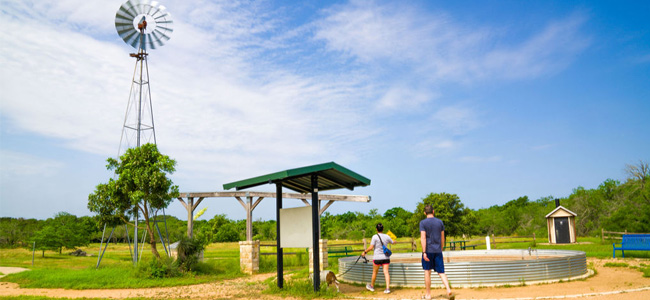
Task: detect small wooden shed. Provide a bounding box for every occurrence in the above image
[546,205,577,244]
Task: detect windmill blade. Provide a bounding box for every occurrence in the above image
[115,0,173,50]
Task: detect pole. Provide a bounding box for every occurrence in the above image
[276,182,283,289]
[311,174,320,292]
[96,224,107,268]
[97,227,115,268]
[134,209,138,264]
[125,224,133,260]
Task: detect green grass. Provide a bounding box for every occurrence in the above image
[2,236,649,291]
[262,272,341,299]
[604,262,629,268]
[0,243,243,289]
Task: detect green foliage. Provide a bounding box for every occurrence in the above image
[137,256,179,278]
[174,235,207,272]
[475,196,552,237]
[88,143,179,258]
[32,212,91,255]
[0,217,41,248]
[203,214,244,242]
[410,192,478,237]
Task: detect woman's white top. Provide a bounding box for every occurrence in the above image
[370,233,393,260]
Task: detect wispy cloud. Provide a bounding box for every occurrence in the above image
[459,155,502,163]
[430,105,481,136]
[0,150,64,177]
[0,0,377,184]
[0,0,591,188]
[314,0,590,83]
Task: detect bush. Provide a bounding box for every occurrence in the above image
[138,256,179,278]
[175,235,206,272]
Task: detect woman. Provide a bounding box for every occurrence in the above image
[361,222,395,294]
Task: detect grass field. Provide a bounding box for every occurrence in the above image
[1,236,648,290]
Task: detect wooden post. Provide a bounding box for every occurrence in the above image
[187,197,194,237]
[533,233,536,244]
[246,195,253,241]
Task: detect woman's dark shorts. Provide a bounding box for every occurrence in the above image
[421,252,445,273]
[373,259,390,265]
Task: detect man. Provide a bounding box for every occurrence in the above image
[420,204,453,300]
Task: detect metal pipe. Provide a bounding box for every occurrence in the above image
[276,183,283,288]
[311,174,320,291]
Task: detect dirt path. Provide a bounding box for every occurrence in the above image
[1,258,648,299]
[0,267,28,279]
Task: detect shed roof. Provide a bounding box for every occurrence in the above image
[222,162,371,193]
[545,206,577,218]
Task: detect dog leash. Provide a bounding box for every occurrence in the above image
[338,254,368,277]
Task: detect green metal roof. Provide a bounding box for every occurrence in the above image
[222,162,371,193]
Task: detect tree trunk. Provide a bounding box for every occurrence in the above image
[148,224,160,258]
[142,210,160,259]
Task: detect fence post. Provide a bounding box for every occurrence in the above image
[533,233,536,244]
[411,237,417,252]
[601,228,604,242]
[363,238,367,250]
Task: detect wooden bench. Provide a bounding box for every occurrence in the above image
[613,234,650,258]
[462,244,477,250]
[329,246,355,257]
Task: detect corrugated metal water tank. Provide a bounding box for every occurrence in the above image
[338,249,589,287]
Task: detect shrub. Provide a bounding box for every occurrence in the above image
[175,235,206,272]
[138,256,178,278]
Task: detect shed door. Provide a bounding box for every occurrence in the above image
[554,217,570,243]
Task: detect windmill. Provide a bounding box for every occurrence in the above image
[96,0,174,267]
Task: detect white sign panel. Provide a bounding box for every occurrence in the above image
[279,206,313,248]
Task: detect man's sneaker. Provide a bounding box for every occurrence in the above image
[365,284,374,292]
[384,289,391,294]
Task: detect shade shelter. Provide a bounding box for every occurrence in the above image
[546,201,577,244]
[223,162,371,291]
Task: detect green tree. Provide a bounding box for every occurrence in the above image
[383,207,413,237]
[32,212,90,256]
[410,192,470,237]
[88,144,179,259]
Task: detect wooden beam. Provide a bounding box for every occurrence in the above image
[251,197,264,211]
[320,200,335,215]
[177,191,370,202]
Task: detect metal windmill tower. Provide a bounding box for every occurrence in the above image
[113,0,173,264]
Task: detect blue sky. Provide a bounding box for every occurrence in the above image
[1,0,648,222]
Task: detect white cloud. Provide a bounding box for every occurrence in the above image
[0,150,64,177]
[431,105,481,135]
[459,155,502,163]
[314,0,589,83]
[0,0,377,186]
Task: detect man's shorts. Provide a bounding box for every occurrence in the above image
[373,259,390,265]
[422,252,445,273]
